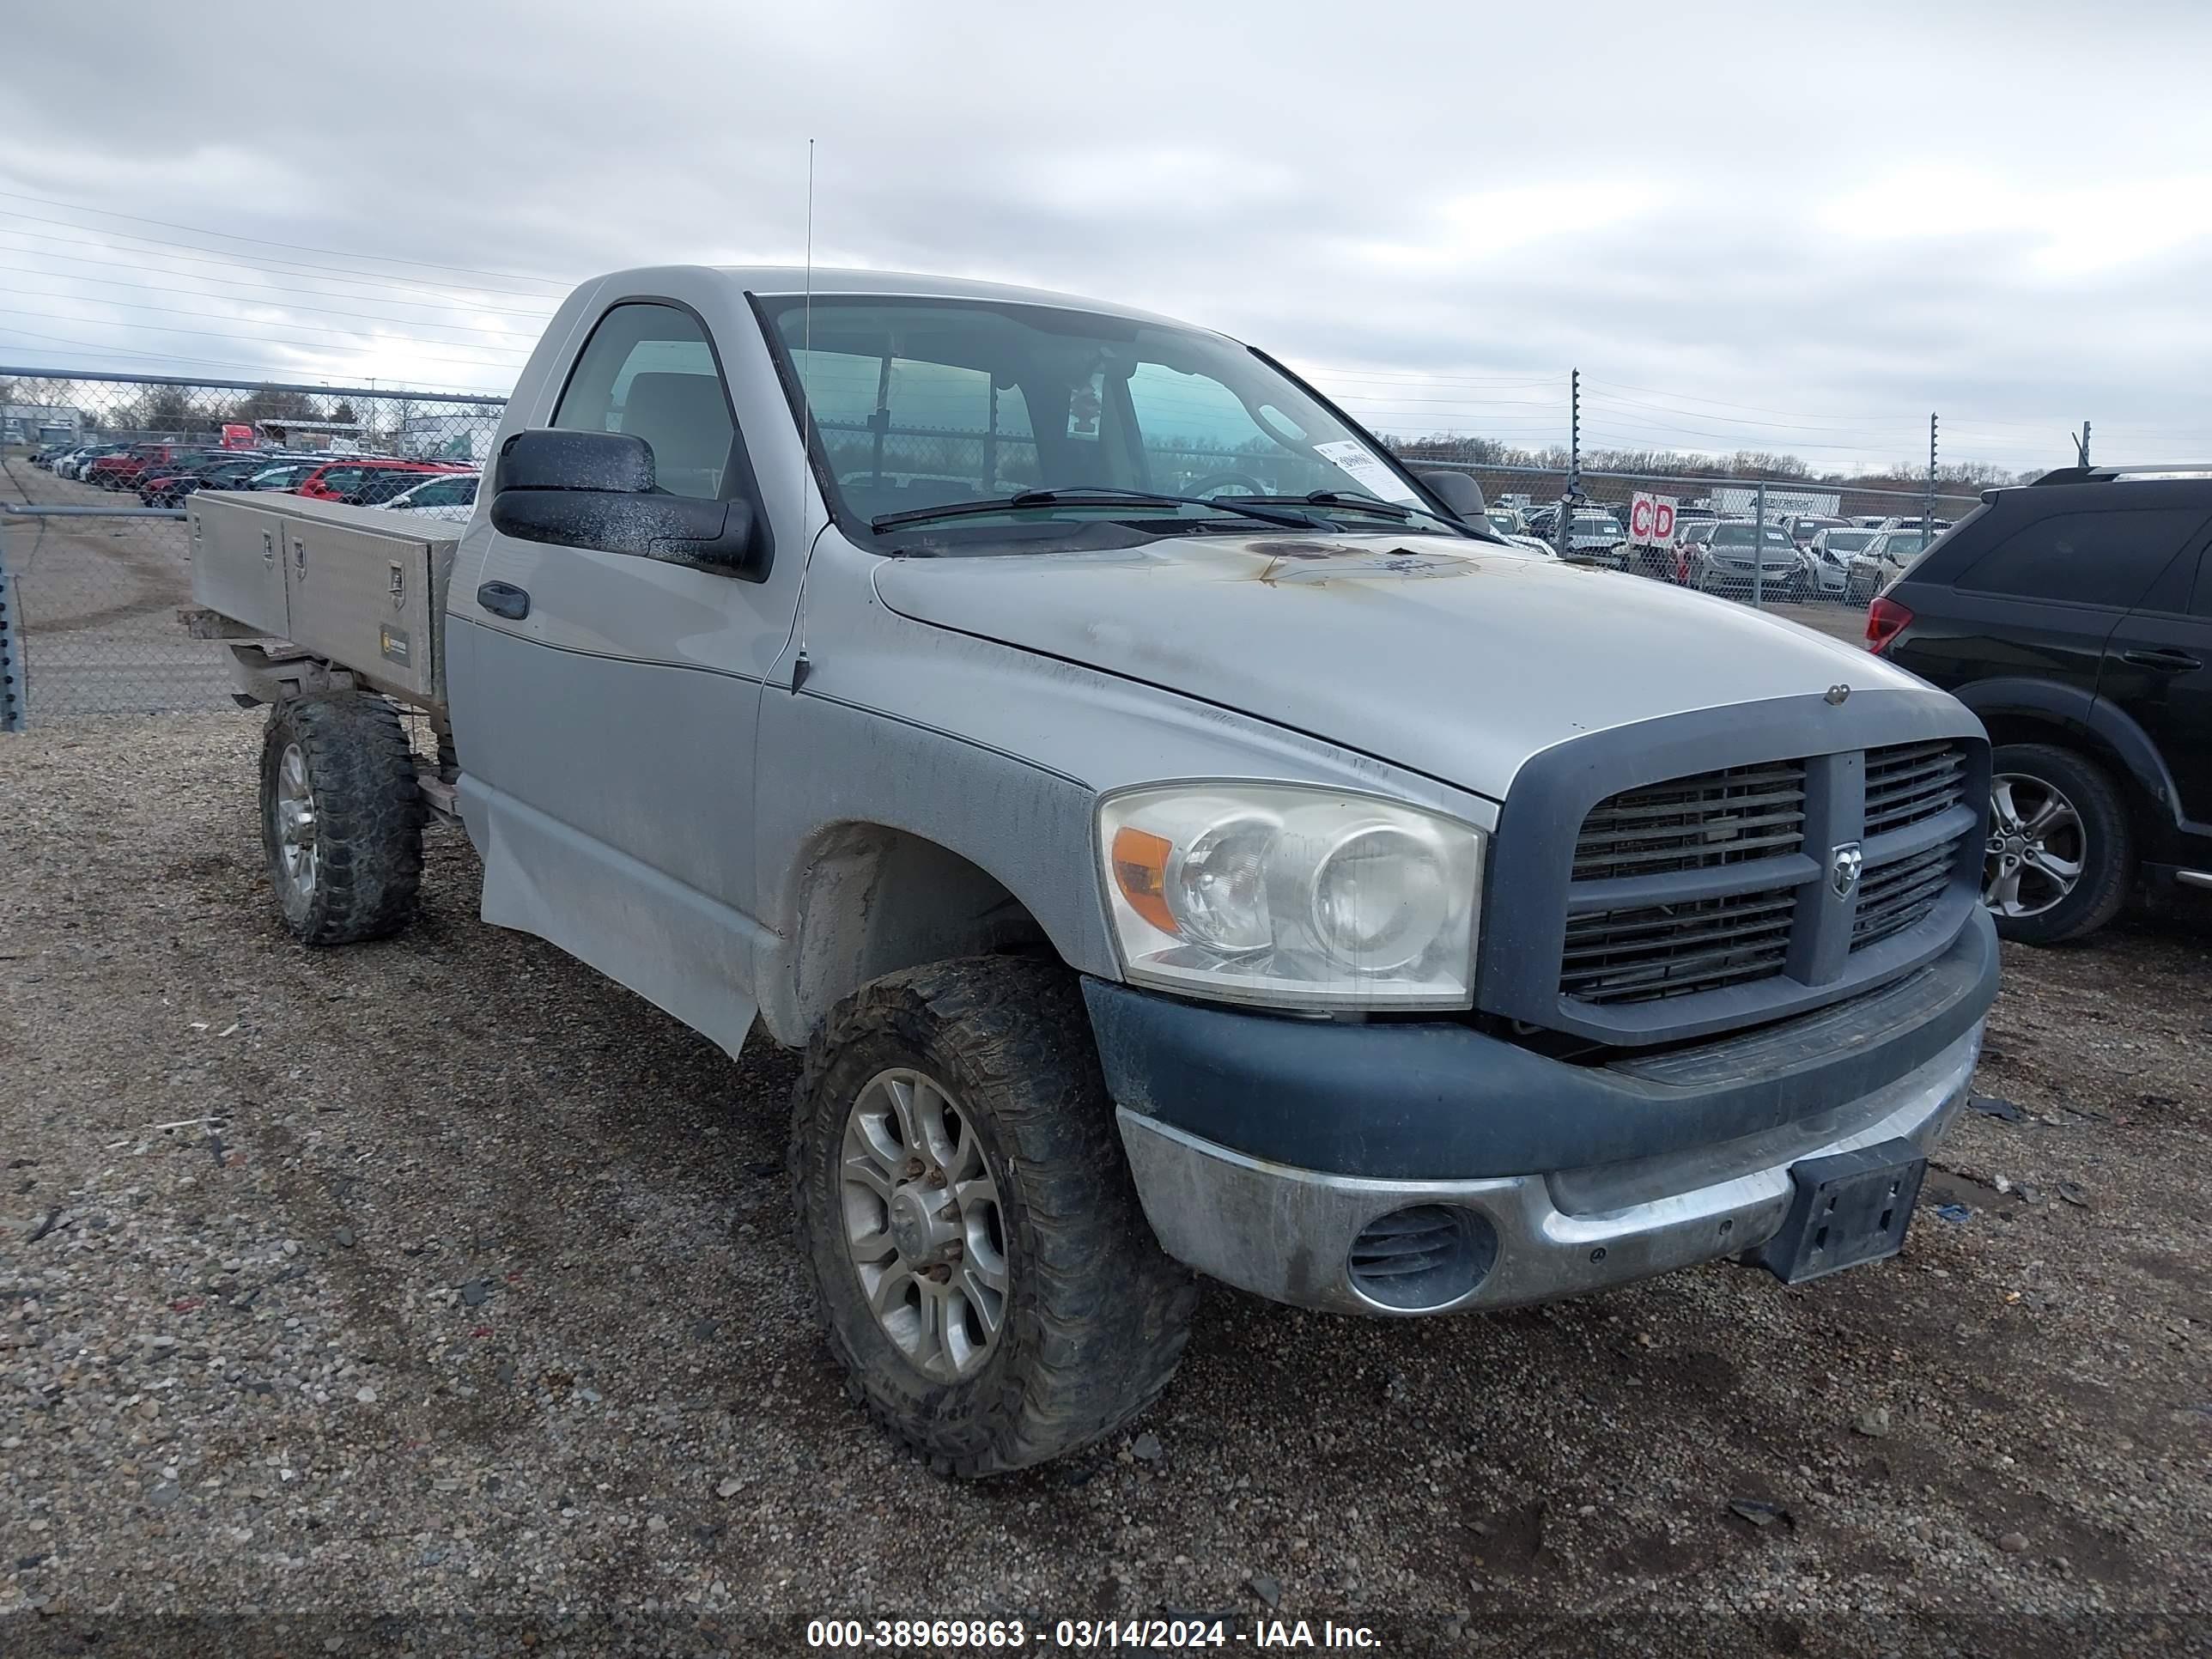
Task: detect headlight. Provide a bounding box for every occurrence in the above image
[1097,783,1482,1011]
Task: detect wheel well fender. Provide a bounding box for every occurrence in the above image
[764,823,1062,1047]
[1953,676,2182,829]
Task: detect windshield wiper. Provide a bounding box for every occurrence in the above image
[1219,489,1426,522]
[872,487,1322,532]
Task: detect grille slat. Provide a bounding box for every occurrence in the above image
[1564,896,1797,960]
[1863,739,1968,838]
[1560,890,1795,1002]
[1559,741,1972,1008]
[1852,840,1964,948]
[1570,761,1808,884]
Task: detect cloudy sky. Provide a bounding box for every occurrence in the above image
[6,0,2210,475]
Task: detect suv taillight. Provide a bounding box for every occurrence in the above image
[1865,594,1911,653]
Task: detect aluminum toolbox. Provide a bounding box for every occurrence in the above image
[188,492,460,706]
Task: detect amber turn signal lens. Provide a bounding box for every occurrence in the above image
[1109,826,1177,936]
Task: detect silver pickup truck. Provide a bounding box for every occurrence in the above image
[184,265,1998,1476]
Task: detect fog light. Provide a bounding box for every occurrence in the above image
[1346,1205,1498,1311]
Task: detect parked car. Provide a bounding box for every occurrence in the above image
[1802,526,1880,597]
[54,443,127,481]
[1680,520,1802,595]
[292,459,460,502]
[139,454,277,507]
[380,471,481,522]
[1559,508,1628,567]
[63,444,129,480]
[1784,514,1849,549]
[241,460,325,492]
[1483,505,1525,537]
[1870,463,2210,943]
[344,467,465,507]
[88,441,221,491]
[179,263,1996,1477]
[1845,531,1927,603]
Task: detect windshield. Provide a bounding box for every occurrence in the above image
[1884,535,1926,557]
[758,295,1449,537]
[1822,531,1875,551]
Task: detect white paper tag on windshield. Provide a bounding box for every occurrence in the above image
[1314,440,1422,505]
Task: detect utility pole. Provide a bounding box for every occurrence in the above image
[2073,420,2092,467]
[1752,477,1768,610]
[1556,368,1581,556]
[1924,412,1938,533]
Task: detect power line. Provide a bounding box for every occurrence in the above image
[0,323,349,381]
[0,188,572,290]
[0,306,524,381]
[0,212,568,307]
[0,324,510,395]
[0,270,544,344]
[1583,389,1927,438]
[0,236,561,319]
[0,296,526,365]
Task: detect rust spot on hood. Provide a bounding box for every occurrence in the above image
[1239,539,1475,587]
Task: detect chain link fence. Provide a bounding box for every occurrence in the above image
[1414,460,1984,624]
[1,370,502,722]
[3,366,1991,725]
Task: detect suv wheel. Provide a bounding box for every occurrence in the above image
[791,957,1195,1477]
[1984,743,2133,945]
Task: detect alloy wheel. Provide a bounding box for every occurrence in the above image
[839,1067,1008,1382]
[274,742,320,904]
[1984,773,2084,918]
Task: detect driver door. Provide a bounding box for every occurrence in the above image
[447,292,802,1055]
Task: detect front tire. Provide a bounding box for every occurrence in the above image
[1984,743,2133,945]
[258,693,424,945]
[792,957,1196,1477]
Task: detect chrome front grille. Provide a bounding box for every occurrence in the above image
[1561,741,1973,1008]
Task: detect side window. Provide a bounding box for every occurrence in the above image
[1955,508,2205,610]
[411,477,473,507]
[553,301,735,501]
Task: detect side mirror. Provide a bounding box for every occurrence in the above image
[489,428,765,578]
[1417,469,1487,524]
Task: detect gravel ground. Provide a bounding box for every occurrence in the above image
[1,457,233,718]
[3,713,2208,1657]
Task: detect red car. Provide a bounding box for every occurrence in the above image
[88,441,207,490]
[291,459,465,502]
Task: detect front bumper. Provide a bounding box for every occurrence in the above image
[1117,1024,1977,1315]
[1090,911,1996,1316]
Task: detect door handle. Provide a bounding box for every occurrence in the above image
[476,580,530,620]
[2118,647,2200,672]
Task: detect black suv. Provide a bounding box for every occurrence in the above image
[1869,465,2210,943]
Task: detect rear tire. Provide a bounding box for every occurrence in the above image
[791,957,1196,1477]
[1984,743,2132,945]
[258,693,424,945]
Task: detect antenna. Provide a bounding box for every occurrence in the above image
[792,138,817,691]
[800,137,816,536]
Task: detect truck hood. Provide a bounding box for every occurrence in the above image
[872,532,1926,797]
